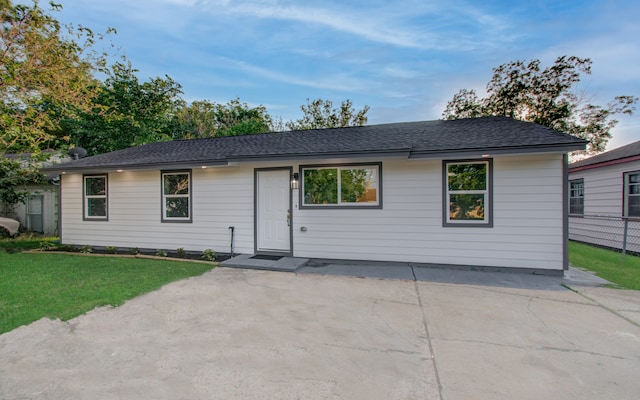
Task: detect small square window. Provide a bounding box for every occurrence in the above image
[162,171,192,222]
[83,175,108,220]
[443,160,492,227]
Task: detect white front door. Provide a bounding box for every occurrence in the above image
[256,169,291,253]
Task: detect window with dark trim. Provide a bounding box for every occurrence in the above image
[569,179,584,215]
[162,170,192,222]
[300,163,381,208]
[83,174,108,220]
[624,171,640,217]
[443,159,493,227]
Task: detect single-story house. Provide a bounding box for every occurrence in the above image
[568,139,640,253]
[43,116,586,274]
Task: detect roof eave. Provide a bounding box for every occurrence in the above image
[569,154,640,173]
[42,159,230,174]
[408,143,586,160]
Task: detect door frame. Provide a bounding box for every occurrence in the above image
[254,167,293,255]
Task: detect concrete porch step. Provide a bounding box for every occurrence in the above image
[220,254,310,272]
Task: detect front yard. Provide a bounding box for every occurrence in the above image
[0,247,215,335]
[2,236,638,335]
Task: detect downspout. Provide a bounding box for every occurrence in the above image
[228,226,235,257]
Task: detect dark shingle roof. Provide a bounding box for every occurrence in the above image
[569,139,640,170]
[44,117,586,172]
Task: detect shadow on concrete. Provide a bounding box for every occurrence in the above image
[221,255,612,290]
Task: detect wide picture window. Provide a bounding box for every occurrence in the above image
[84,175,108,220]
[301,164,381,208]
[444,160,492,226]
[162,171,191,222]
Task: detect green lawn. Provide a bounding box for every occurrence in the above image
[568,241,640,290]
[0,250,215,334]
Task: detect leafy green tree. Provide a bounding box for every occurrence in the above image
[1,0,109,155]
[64,62,184,155]
[286,98,369,130]
[176,98,274,139]
[0,157,43,217]
[442,56,638,153]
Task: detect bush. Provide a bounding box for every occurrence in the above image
[201,249,216,261]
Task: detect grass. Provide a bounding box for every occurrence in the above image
[569,241,640,290]
[0,234,58,251]
[0,249,215,334]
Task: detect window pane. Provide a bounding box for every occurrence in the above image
[165,197,190,218]
[570,181,584,197]
[570,198,584,215]
[629,196,640,217]
[629,184,640,195]
[303,168,338,205]
[87,198,107,217]
[629,174,640,183]
[448,164,486,191]
[164,174,189,195]
[449,194,485,220]
[340,168,377,203]
[85,177,106,195]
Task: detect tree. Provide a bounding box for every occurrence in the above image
[175,98,274,139]
[286,98,369,130]
[442,56,638,154]
[1,0,110,155]
[64,62,184,155]
[0,157,43,217]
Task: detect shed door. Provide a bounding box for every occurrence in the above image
[256,169,291,253]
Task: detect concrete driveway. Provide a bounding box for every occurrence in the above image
[1,267,639,399]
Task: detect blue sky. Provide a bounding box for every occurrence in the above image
[52,0,640,150]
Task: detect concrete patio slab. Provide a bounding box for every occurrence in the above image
[1,267,638,400]
[418,282,640,400]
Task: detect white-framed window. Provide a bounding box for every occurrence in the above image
[300,163,381,208]
[443,159,492,226]
[162,170,192,222]
[83,174,108,220]
[569,179,584,215]
[624,171,640,217]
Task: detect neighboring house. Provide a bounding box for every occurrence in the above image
[9,180,59,236]
[43,117,585,274]
[568,140,640,253]
[2,153,65,236]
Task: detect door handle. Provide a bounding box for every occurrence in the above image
[286,209,291,227]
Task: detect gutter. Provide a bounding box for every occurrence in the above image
[409,143,587,159]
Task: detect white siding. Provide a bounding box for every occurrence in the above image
[292,154,564,270]
[60,153,566,270]
[61,166,255,254]
[569,160,640,252]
